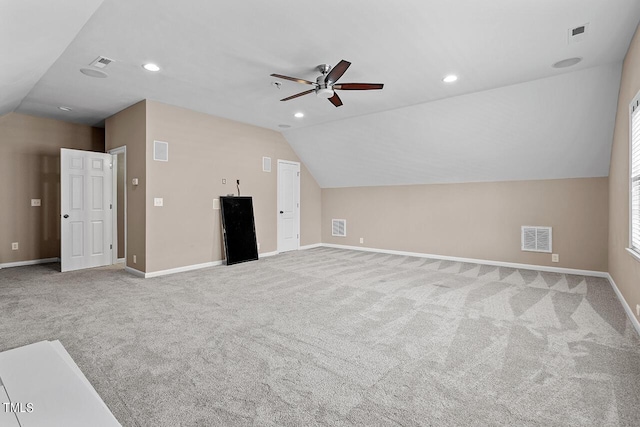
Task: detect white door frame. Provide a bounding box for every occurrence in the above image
[108,146,127,264]
[277,159,300,253]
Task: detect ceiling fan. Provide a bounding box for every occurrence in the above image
[270,60,383,107]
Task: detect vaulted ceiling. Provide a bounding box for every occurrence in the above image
[3,0,640,187]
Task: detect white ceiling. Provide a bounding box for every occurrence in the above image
[5,0,640,187]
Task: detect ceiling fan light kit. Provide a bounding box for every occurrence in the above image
[270,59,384,107]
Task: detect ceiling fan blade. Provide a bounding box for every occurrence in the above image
[270,74,315,86]
[334,83,384,90]
[328,92,343,107]
[325,60,351,85]
[280,89,314,101]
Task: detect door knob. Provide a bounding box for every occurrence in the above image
[63,214,69,218]
[279,211,284,214]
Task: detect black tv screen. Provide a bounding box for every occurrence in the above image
[220,196,259,265]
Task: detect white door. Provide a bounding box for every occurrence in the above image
[60,148,113,272]
[277,160,300,252]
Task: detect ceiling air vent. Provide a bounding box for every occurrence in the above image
[568,23,589,44]
[332,219,346,237]
[90,56,114,69]
[521,226,552,253]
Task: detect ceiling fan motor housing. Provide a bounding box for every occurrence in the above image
[315,74,334,98]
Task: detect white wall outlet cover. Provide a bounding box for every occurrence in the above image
[11,242,18,250]
[222,179,226,184]
[31,199,41,206]
[636,304,640,317]
[154,198,163,206]
[132,178,139,186]
[552,254,559,262]
[133,255,137,264]
[213,199,220,210]
[359,237,364,244]
[257,243,260,250]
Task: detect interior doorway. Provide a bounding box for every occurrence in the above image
[60,148,113,272]
[277,160,300,253]
[109,146,126,263]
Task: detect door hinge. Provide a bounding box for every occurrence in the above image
[297,171,300,177]
[297,203,299,208]
[110,204,112,209]
[110,244,113,249]
[110,163,113,169]
[297,234,299,239]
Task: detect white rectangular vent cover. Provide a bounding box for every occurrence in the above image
[153,140,168,162]
[332,219,346,237]
[262,157,271,172]
[521,226,552,253]
[90,56,114,69]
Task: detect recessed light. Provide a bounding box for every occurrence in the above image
[443,74,458,83]
[552,57,582,69]
[294,112,304,118]
[58,106,72,112]
[143,63,160,72]
[278,124,291,128]
[80,68,108,78]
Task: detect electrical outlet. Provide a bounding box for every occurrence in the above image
[11,242,18,250]
[213,199,220,210]
[552,254,559,263]
[133,255,137,264]
[257,242,260,250]
[360,237,364,244]
[154,197,163,207]
[636,304,640,317]
[222,179,226,184]
[31,199,41,206]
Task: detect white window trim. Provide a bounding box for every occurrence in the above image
[628,90,640,262]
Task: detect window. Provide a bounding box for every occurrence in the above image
[630,92,640,257]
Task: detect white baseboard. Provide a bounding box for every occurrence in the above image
[142,261,225,278]
[123,266,145,277]
[0,258,59,269]
[300,243,323,250]
[321,243,609,278]
[116,258,125,264]
[125,252,282,279]
[259,251,279,258]
[607,273,640,337]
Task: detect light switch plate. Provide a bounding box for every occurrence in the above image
[31,199,41,206]
[154,198,163,207]
[132,178,139,186]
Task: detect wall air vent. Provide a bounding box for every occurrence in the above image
[262,157,271,172]
[568,23,589,44]
[521,226,552,253]
[153,141,169,162]
[90,56,114,69]
[332,219,346,237]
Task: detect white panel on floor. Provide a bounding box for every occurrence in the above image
[0,384,20,427]
[0,341,120,427]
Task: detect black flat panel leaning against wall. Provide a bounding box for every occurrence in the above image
[220,196,259,265]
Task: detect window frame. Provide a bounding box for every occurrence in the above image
[628,90,640,262]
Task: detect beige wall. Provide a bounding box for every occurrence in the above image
[609,25,640,322]
[323,177,608,271]
[105,101,147,271]
[0,112,104,264]
[142,100,321,273]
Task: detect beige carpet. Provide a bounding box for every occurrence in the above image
[1,247,639,426]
